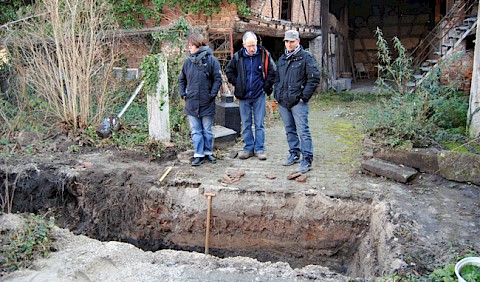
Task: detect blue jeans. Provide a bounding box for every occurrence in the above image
[188,115,214,158]
[278,100,313,160]
[239,94,266,153]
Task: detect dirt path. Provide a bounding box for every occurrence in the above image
[1,102,479,281]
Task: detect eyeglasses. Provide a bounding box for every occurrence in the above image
[244,44,257,48]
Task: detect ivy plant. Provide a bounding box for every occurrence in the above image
[109,0,250,28]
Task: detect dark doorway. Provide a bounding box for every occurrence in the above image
[281,0,292,21]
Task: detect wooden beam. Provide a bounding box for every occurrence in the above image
[321,0,329,70]
[302,0,308,24]
[270,0,274,18]
[235,23,319,38]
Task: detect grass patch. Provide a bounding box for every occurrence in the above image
[441,141,471,153]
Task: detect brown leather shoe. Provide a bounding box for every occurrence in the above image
[255,152,267,160]
[238,151,254,159]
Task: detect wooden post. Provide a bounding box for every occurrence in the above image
[321,0,329,91]
[148,58,170,142]
[468,4,480,137]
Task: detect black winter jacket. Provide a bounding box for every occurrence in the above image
[178,46,222,117]
[225,46,276,100]
[274,46,320,109]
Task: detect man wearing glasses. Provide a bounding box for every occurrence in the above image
[226,31,276,160]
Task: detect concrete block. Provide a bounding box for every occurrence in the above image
[361,158,418,183]
[334,78,352,91]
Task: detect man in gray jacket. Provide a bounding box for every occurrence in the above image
[274,30,320,173]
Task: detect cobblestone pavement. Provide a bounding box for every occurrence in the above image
[181,103,367,194]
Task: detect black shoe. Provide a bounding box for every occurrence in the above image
[205,155,217,164]
[191,157,204,166]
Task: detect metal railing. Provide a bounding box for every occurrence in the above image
[410,0,478,69]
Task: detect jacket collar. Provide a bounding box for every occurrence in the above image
[241,46,261,58]
[189,46,210,64]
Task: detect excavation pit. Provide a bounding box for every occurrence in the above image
[3,162,399,279]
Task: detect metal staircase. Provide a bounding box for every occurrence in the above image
[409,0,478,89]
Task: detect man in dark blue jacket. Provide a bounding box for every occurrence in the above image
[179,32,222,166]
[274,30,320,173]
[226,31,276,160]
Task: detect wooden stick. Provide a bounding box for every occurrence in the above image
[204,192,216,255]
[159,166,173,182]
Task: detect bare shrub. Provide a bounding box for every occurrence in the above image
[4,0,120,132]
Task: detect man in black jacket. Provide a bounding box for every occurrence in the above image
[274,30,320,173]
[226,31,276,160]
[179,32,222,166]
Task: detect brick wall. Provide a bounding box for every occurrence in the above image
[116,0,327,68]
[207,3,239,31]
[117,37,151,68]
[440,48,474,91]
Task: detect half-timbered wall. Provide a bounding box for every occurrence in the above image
[249,0,321,26]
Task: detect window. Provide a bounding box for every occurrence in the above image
[281,0,292,20]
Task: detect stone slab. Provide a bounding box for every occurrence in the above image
[213,125,237,149]
[374,148,439,174]
[438,150,480,185]
[361,158,418,183]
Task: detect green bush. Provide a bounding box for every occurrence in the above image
[431,91,469,129]
[364,29,470,147]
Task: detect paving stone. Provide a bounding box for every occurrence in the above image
[186,107,367,192]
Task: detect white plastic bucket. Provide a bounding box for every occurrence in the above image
[455,257,480,282]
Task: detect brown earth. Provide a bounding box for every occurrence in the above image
[1,101,479,281]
